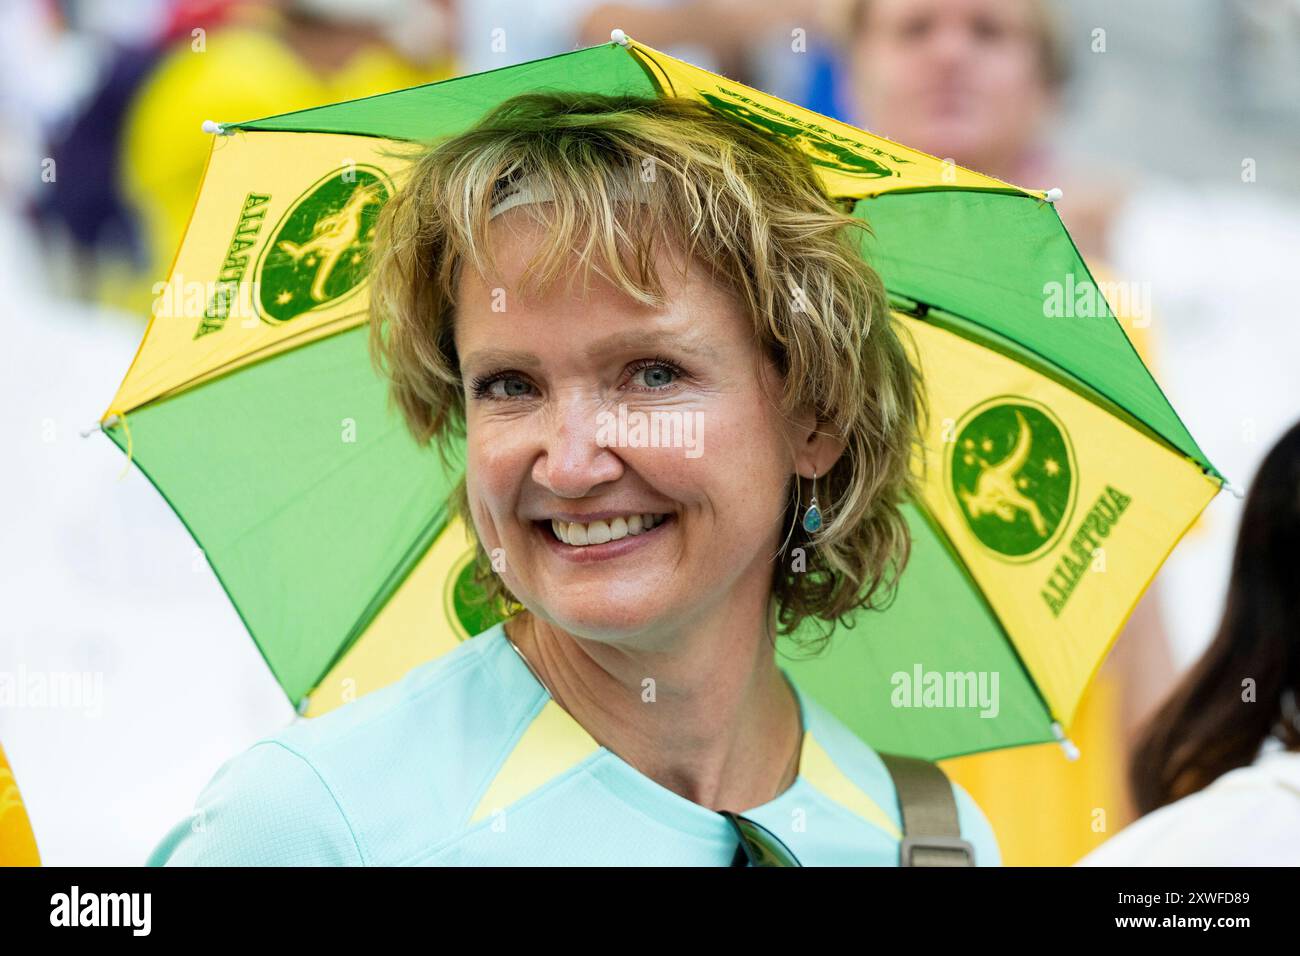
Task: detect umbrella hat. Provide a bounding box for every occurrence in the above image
[98,34,1226,760]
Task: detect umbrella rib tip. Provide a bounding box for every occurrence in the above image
[610,28,629,46]
[201,119,231,136]
[1051,721,1081,760]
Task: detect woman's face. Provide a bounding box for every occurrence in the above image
[850,0,1051,176]
[453,213,806,644]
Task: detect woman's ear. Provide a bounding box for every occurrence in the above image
[791,403,847,480]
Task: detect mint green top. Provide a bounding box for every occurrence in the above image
[148,622,1001,865]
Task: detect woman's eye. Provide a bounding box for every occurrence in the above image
[496,377,534,398]
[472,374,534,400]
[630,361,681,390]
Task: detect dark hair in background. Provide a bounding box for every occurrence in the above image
[1129,418,1300,815]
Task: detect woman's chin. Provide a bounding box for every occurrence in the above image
[527,598,672,642]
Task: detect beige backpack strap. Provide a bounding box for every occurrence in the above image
[877,752,976,866]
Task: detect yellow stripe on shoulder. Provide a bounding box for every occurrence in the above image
[799,732,903,842]
[469,699,601,825]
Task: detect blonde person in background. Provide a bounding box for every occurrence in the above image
[843,0,1182,865]
[120,0,455,313]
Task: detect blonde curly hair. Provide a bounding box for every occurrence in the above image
[367,92,928,650]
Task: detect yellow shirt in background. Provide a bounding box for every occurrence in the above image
[117,24,452,314]
[0,742,40,866]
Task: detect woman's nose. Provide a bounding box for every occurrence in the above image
[531,391,623,496]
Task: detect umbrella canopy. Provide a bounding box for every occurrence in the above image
[98,34,1225,760]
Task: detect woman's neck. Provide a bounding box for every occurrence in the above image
[505,608,803,813]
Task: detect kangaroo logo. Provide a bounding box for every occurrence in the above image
[948,398,1075,561]
[698,91,903,183]
[254,166,392,323]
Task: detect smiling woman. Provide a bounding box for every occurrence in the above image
[146,91,1002,867]
[368,93,924,642]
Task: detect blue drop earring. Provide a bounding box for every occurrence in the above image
[802,470,823,533]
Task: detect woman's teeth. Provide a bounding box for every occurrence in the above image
[550,514,668,546]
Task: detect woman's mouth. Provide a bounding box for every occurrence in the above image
[549,513,670,545]
[535,512,676,564]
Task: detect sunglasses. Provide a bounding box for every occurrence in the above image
[719,811,802,867]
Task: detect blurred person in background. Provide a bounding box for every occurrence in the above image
[456,0,849,114]
[842,0,1180,865]
[33,1,242,309]
[1079,418,1300,865]
[573,0,840,103]
[118,0,454,313]
[456,0,779,74]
